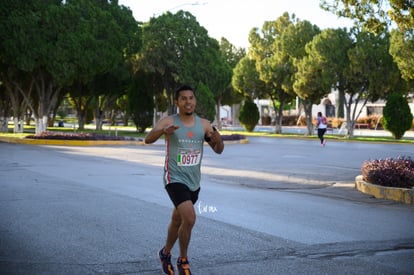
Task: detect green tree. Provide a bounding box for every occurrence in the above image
[304,28,354,120]
[0,0,139,133]
[389,29,414,82]
[284,19,321,135]
[321,0,414,124]
[65,0,140,130]
[249,13,314,133]
[382,92,413,139]
[232,56,266,99]
[294,51,331,135]
[136,11,222,116]
[128,72,154,133]
[232,55,267,127]
[0,0,65,133]
[215,37,246,129]
[321,0,414,33]
[344,30,401,137]
[193,38,232,127]
[195,83,216,122]
[239,99,260,132]
[89,62,133,130]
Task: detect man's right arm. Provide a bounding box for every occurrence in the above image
[144,117,169,144]
[144,126,165,144]
[144,117,178,144]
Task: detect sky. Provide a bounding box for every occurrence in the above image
[118,0,354,49]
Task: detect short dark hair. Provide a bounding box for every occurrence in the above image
[175,85,195,100]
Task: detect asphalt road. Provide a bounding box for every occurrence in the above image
[0,138,413,274]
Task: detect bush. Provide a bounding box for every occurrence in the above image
[382,93,413,139]
[239,100,259,132]
[361,156,414,188]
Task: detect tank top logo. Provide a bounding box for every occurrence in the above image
[187,131,194,138]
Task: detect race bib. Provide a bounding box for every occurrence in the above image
[177,148,201,166]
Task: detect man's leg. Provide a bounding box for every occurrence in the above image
[165,208,181,253]
[176,200,196,258]
[160,209,179,275]
[164,200,196,258]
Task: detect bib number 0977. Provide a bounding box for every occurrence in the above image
[177,149,201,166]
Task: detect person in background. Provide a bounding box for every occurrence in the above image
[316,111,327,146]
[145,85,224,275]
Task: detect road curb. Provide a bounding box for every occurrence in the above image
[0,136,145,146]
[355,175,414,204]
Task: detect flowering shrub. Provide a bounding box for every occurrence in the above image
[361,156,414,188]
[26,132,140,141]
[221,134,246,141]
[26,132,246,142]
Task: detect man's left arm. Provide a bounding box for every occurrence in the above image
[204,123,224,154]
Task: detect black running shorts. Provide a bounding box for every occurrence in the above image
[165,183,200,207]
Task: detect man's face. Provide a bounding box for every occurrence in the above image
[176,89,196,116]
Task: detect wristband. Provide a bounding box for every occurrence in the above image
[204,126,217,142]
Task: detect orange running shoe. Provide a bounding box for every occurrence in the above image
[159,247,174,275]
[177,257,192,275]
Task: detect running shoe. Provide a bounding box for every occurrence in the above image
[177,257,192,275]
[159,247,174,275]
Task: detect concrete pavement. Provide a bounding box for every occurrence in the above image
[0,140,413,274]
[1,128,412,204]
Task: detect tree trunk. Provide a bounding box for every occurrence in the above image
[35,116,48,134]
[232,103,240,126]
[95,117,103,130]
[77,115,85,130]
[0,117,8,133]
[13,117,24,133]
[303,100,314,135]
[215,98,222,130]
[337,90,345,118]
[123,114,129,126]
[4,79,27,131]
[94,103,104,131]
[345,103,354,138]
[274,101,284,134]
